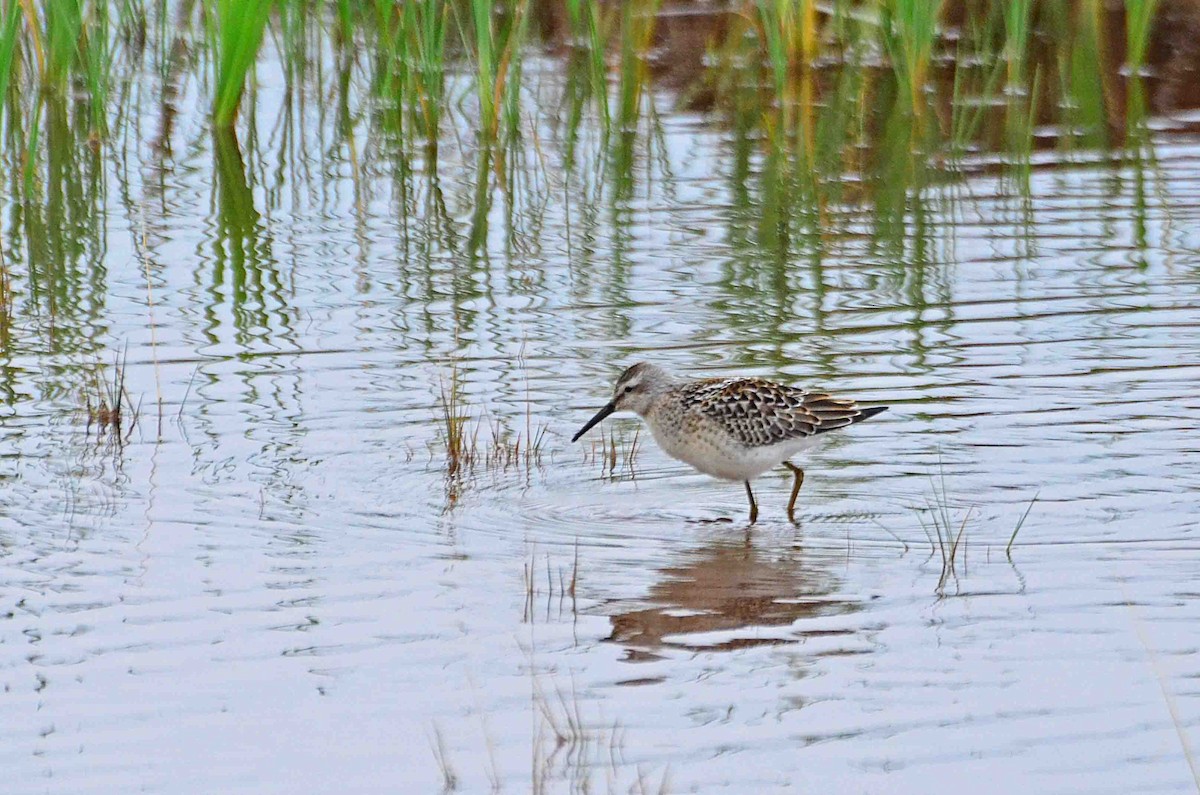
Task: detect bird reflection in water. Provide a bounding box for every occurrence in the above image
[606,535,860,658]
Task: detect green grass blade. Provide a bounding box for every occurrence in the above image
[0,0,21,117]
[212,0,273,127]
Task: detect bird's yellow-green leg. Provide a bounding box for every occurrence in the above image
[744,480,758,524]
[785,462,805,522]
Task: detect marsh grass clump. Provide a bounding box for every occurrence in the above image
[398,0,450,143]
[522,545,578,623]
[482,415,548,471]
[880,0,945,117]
[917,468,974,596]
[0,0,1177,217]
[917,470,1041,593]
[530,674,670,795]
[438,364,475,478]
[80,347,140,446]
[429,670,670,792]
[0,1,22,116]
[436,363,548,482]
[584,425,640,479]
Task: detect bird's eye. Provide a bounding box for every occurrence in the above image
[624,385,635,394]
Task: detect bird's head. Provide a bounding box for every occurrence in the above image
[571,362,672,442]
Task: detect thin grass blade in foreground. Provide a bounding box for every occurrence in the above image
[0,0,21,119]
[1126,0,1160,73]
[1006,493,1038,560]
[211,0,272,127]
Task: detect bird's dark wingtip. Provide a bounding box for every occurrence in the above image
[858,405,888,421]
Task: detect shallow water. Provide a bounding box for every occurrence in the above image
[3,42,1200,795]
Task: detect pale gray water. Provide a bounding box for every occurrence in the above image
[2,47,1200,795]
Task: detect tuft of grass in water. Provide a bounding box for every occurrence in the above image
[427,723,458,792]
[1005,64,1041,196]
[1005,492,1038,561]
[81,345,140,446]
[397,0,448,144]
[431,669,670,792]
[437,363,547,481]
[438,363,478,479]
[1059,0,1109,152]
[80,0,113,141]
[467,0,496,138]
[947,26,1005,164]
[563,0,609,131]
[614,0,658,136]
[527,674,670,795]
[585,425,639,479]
[1125,0,1160,75]
[457,0,530,143]
[36,0,83,90]
[209,0,272,127]
[1003,0,1034,89]
[917,468,973,596]
[0,0,21,119]
[879,0,944,116]
[522,546,578,623]
[481,414,547,472]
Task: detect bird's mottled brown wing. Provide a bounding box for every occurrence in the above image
[680,377,876,448]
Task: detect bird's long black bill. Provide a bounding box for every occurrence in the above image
[571,401,616,442]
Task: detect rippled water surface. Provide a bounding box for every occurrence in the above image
[4,48,1200,795]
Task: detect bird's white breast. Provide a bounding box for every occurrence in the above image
[647,414,821,481]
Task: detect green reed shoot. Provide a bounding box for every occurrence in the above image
[466,0,496,138]
[610,0,660,168]
[1003,0,1033,88]
[377,0,448,143]
[757,1,790,105]
[879,0,943,116]
[500,0,531,144]
[333,0,352,46]
[275,0,306,93]
[210,0,272,127]
[757,0,817,84]
[0,0,20,121]
[459,0,529,142]
[407,0,447,142]
[368,0,399,131]
[1005,65,1040,195]
[947,19,1006,162]
[1125,0,1160,74]
[32,0,83,90]
[81,0,112,139]
[564,0,609,129]
[1065,0,1108,151]
[438,363,477,478]
[811,54,866,205]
